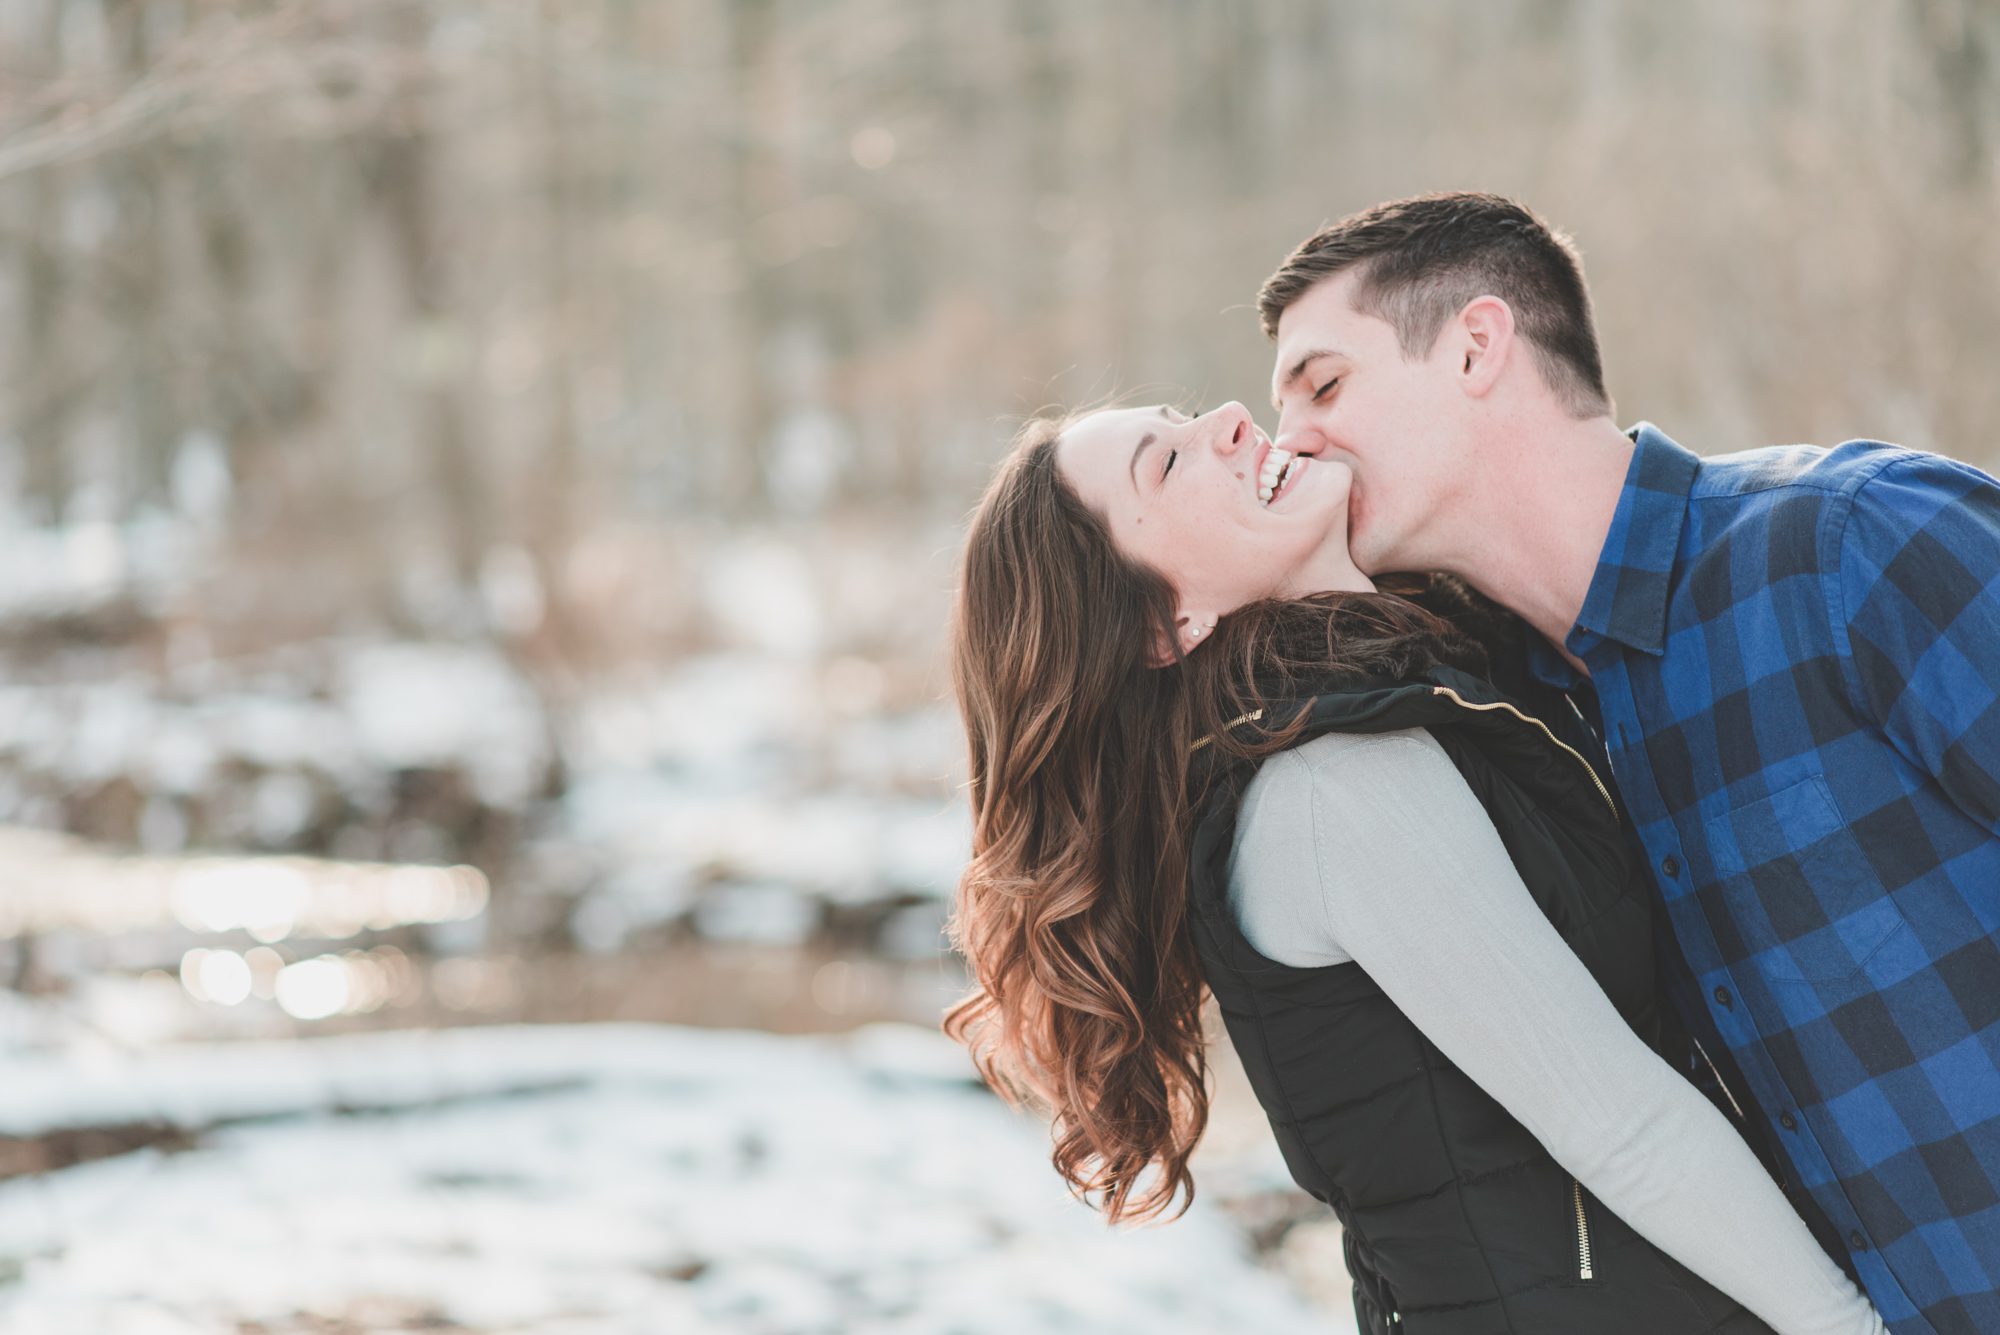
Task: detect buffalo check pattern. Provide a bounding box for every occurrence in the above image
[1527,424,2000,1335]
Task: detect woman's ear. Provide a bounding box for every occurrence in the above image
[1146,612,1217,668]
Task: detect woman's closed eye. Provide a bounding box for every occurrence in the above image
[1162,449,1178,480]
[1313,377,1339,402]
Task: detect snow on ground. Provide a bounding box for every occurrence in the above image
[0,1022,1352,1334]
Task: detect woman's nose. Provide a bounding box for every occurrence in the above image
[1205,402,1253,455]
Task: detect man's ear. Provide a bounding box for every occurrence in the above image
[1455,295,1515,398]
[1146,612,1217,668]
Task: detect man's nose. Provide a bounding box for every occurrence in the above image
[1274,421,1324,456]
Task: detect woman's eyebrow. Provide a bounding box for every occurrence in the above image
[1126,408,1177,491]
[1126,432,1158,491]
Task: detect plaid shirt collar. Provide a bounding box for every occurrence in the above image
[1568,422,1701,659]
[1524,422,1701,686]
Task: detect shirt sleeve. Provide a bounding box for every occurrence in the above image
[1834,450,2000,833]
[1227,745,1354,967]
[1277,727,1885,1335]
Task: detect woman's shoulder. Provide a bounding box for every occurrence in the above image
[1246,724,1456,794]
[1228,725,1491,968]
[1234,726,1472,866]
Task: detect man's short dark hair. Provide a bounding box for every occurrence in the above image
[1258,192,1612,419]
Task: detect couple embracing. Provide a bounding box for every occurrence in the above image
[945,192,2000,1335]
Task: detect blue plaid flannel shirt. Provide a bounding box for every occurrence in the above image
[1527,423,2000,1335]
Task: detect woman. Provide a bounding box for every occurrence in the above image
[943,401,1886,1335]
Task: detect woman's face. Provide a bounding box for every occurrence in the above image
[1054,401,1374,655]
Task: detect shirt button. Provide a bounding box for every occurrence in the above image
[1662,855,1680,878]
[1779,1112,1797,1131]
[1714,986,1734,1009]
[1849,1231,1869,1252]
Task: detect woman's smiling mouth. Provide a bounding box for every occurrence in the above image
[1259,443,1314,506]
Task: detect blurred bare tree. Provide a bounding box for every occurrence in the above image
[0,0,1996,661]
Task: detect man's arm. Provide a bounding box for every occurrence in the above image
[1834,450,2000,830]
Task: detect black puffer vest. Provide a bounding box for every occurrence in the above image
[1187,664,1775,1335]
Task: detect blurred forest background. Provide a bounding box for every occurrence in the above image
[0,1,1997,1330]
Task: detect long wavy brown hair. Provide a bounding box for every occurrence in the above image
[943,413,1499,1224]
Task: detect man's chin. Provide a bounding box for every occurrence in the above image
[1347,532,1395,581]
[1342,506,1377,576]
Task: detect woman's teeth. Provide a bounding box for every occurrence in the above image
[1259,448,1294,504]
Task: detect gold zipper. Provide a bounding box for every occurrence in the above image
[1571,1177,1596,1281]
[1691,1034,1747,1120]
[1188,709,1265,753]
[1430,686,1617,818]
[1428,680,1609,1284]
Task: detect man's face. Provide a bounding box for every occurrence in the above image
[1270,270,1471,575]
[1054,400,1366,635]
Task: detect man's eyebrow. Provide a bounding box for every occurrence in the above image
[1272,348,1338,409]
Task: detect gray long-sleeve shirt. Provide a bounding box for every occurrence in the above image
[1227,726,1884,1335]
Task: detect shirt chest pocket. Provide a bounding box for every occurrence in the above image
[1701,775,1908,985]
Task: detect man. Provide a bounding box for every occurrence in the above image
[1262,191,2000,1335]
